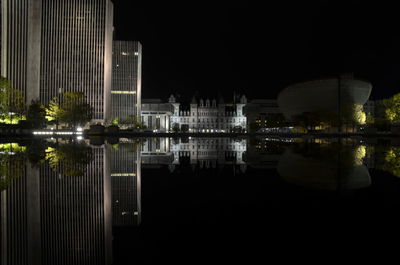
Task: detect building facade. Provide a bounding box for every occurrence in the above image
[141,99,173,132]
[243,99,283,132]
[111,41,142,123]
[168,94,247,133]
[1,0,114,122]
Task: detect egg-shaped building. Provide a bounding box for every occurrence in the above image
[277,74,372,120]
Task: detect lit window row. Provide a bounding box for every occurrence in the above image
[111,91,136,94]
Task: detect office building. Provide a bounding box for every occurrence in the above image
[111,41,142,123]
[1,0,114,122]
[243,99,283,132]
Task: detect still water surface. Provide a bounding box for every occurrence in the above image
[1,137,400,264]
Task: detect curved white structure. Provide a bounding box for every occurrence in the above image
[277,75,372,120]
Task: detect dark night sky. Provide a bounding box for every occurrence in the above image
[113,1,400,101]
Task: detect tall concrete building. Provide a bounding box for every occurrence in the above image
[1,0,114,122]
[111,41,142,123]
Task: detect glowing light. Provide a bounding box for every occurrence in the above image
[111,90,136,94]
[111,173,136,177]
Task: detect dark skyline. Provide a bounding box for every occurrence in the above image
[113,1,400,101]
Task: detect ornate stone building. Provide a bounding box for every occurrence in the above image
[168,94,247,133]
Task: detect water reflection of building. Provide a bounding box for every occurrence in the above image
[139,138,247,172]
[1,145,113,265]
[1,161,40,265]
[110,140,142,226]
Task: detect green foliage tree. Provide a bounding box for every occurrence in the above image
[381,147,400,177]
[26,100,47,128]
[0,76,26,123]
[366,112,375,125]
[121,115,143,129]
[45,97,62,129]
[59,92,93,129]
[383,93,400,124]
[111,117,119,126]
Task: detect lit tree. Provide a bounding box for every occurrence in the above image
[383,93,400,124]
[0,76,26,123]
[121,115,143,129]
[59,92,93,129]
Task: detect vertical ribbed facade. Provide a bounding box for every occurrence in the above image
[111,41,142,122]
[0,0,42,104]
[110,141,142,226]
[1,0,113,121]
[1,160,41,265]
[40,0,114,121]
[39,146,112,265]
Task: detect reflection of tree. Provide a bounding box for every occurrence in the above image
[0,150,26,191]
[45,142,93,177]
[380,147,400,177]
[278,142,370,190]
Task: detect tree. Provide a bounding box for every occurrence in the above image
[121,115,143,129]
[111,117,119,126]
[59,92,92,129]
[366,112,375,125]
[26,100,47,128]
[0,76,25,123]
[383,93,400,124]
[172,123,180,133]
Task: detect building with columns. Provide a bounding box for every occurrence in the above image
[141,99,174,132]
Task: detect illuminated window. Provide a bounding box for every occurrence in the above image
[134,52,139,56]
[121,52,129,56]
[111,91,136,94]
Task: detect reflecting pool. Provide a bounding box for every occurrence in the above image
[1,137,400,264]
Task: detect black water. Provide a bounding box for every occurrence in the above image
[1,137,400,264]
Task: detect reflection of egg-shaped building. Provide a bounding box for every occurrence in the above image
[277,149,371,191]
[277,74,372,120]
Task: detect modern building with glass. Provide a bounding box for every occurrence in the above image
[111,41,142,123]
